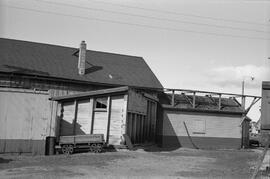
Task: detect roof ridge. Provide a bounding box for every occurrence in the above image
[0,37,143,59]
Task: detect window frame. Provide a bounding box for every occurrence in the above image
[94,97,108,112]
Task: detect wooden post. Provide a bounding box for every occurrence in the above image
[73,100,78,135]
[90,98,95,134]
[171,90,175,107]
[192,92,196,108]
[106,96,112,144]
[218,94,221,110]
[134,114,137,143]
[89,98,94,134]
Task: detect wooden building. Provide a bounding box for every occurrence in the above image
[50,87,158,146]
[261,81,270,130]
[157,90,252,149]
[0,38,163,154]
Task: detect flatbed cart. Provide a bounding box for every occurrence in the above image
[55,134,105,154]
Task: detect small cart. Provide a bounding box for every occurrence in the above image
[55,134,105,154]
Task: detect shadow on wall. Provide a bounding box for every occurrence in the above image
[55,116,86,137]
[0,157,12,164]
[152,100,182,152]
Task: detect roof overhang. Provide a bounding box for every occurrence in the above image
[162,104,244,115]
[50,86,129,101]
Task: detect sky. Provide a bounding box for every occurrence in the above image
[1,0,270,120]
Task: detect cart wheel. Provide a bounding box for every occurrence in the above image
[89,144,94,152]
[62,145,69,155]
[91,143,99,153]
[68,145,74,154]
[62,145,74,155]
[96,144,103,153]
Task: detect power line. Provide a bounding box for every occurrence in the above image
[37,0,270,34]
[1,5,270,41]
[88,0,270,27]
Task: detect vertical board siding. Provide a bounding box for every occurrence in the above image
[60,101,75,136]
[93,111,108,141]
[0,89,50,154]
[126,112,146,144]
[76,99,91,135]
[261,88,270,129]
[109,96,125,145]
[128,89,147,114]
[163,110,242,139]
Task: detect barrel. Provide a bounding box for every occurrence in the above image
[45,136,56,155]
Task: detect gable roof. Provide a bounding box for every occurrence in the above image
[0,38,163,89]
[159,93,244,114]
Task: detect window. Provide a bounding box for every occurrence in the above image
[95,97,108,111]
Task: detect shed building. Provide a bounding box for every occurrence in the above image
[51,86,158,146]
[157,92,250,149]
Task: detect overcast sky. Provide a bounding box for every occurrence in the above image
[1,0,270,120]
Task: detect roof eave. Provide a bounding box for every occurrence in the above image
[162,104,244,115]
[50,86,129,101]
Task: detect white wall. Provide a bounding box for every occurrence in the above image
[0,88,50,140]
[163,110,242,139]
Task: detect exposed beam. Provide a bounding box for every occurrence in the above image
[245,97,261,114]
[164,88,261,98]
[171,90,175,107]
[218,94,221,110]
[192,92,196,108]
[182,93,194,107]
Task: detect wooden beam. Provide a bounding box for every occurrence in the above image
[106,96,112,144]
[192,92,196,108]
[90,98,95,134]
[164,88,261,98]
[182,93,193,106]
[171,90,175,107]
[73,100,78,135]
[218,94,221,110]
[245,97,261,114]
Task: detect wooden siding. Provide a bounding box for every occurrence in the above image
[128,89,147,115]
[261,87,270,129]
[60,101,75,136]
[76,99,92,135]
[163,110,242,139]
[127,113,146,144]
[0,88,50,154]
[108,95,125,145]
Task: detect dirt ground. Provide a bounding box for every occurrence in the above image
[0,146,263,179]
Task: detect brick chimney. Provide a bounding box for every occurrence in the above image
[78,40,86,75]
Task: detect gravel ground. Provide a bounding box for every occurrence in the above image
[0,147,262,179]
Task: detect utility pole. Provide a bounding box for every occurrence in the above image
[241,76,255,110]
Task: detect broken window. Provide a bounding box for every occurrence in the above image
[95,97,107,111]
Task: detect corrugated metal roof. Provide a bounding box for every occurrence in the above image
[0,38,163,89]
[159,93,244,114]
